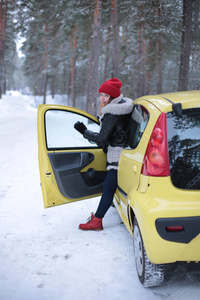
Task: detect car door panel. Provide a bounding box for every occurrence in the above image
[48,152,107,199]
[37,104,107,208]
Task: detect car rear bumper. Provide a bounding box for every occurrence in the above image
[130,176,200,264]
[155,216,200,244]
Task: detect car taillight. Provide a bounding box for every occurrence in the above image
[141,112,170,177]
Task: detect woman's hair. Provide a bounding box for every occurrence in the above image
[100,96,114,113]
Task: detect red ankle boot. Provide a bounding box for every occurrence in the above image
[79,213,103,231]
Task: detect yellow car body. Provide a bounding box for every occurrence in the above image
[115,91,200,265]
[37,91,200,274]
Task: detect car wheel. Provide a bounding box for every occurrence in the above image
[133,218,165,287]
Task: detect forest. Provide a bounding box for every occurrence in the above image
[0,0,200,115]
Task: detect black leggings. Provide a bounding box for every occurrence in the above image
[95,169,118,219]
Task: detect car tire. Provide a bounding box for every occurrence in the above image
[133,218,165,287]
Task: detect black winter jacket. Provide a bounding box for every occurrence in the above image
[83,94,133,170]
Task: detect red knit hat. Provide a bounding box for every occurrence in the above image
[99,78,122,98]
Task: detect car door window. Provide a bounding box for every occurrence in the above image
[45,110,100,150]
[125,104,149,149]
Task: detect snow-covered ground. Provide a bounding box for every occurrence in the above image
[0,92,200,300]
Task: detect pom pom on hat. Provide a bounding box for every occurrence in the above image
[99,78,122,98]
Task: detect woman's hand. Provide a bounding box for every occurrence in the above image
[74,121,87,134]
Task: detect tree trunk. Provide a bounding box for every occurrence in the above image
[156,43,162,94]
[62,63,67,97]
[104,26,111,81]
[156,2,163,94]
[87,0,102,116]
[0,0,7,98]
[192,0,200,89]
[194,0,199,32]
[111,0,119,78]
[43,22,48,104]
[178,0,193,91]
[146,71,150,95]
[136,4,146,98]
[70,24,77,107]
[51,75,55,99]
[43,74,48,103]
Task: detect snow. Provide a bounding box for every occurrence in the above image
[0,92,200,300]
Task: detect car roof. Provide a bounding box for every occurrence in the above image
[135,90,200,112]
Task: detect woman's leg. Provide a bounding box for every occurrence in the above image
[78,169,117,230]
[95,169,118,219]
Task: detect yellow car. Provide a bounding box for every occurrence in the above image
[37,91,200,287]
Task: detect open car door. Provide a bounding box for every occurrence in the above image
[37,105,107,208]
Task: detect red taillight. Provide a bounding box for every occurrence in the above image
[142,112,170,177]
[151,128,164,146]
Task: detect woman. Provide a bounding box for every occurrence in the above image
[74,78,133,230]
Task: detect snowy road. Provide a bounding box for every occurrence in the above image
[0,93,200,300]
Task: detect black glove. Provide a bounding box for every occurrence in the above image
[74,121,87,134]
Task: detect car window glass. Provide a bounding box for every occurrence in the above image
[45,110,100,149]
[125,104,149,149]
[167,108,200,190]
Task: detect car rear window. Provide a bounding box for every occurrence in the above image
[167,107,200,190]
